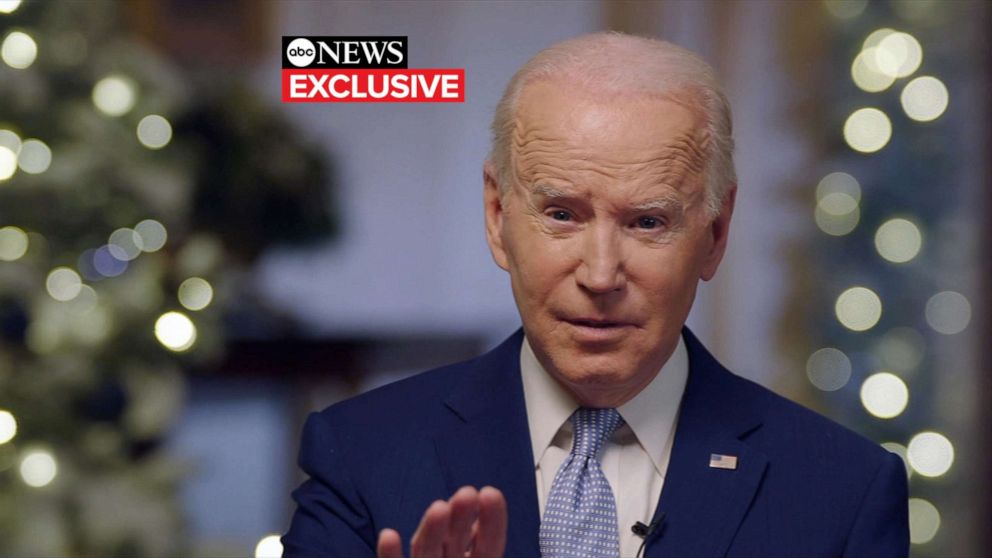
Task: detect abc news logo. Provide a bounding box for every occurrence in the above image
[282,36,407,69]
[281,35,463,103]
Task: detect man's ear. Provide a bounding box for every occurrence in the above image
[483,162,510,271]
[700,184,736,281]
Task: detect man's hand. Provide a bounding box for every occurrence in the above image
[376,485,507,558]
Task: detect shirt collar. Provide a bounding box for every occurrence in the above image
[519,333,689,474]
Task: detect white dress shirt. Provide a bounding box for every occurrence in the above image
[520,335,688,558]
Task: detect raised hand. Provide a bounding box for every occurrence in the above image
[377,486,507,558]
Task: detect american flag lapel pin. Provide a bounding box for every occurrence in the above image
[709,453,738,470]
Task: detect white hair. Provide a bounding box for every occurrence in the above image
[487,32,735,216]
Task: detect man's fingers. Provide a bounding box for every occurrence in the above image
[470,486,507,558]
[411,500,451,558]
[444,486,479,558]
[377,528,404,558]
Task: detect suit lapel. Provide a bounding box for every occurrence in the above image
[434,330,541,558]
[646,328,769,558]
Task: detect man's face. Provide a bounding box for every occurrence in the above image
[484,81,735,407]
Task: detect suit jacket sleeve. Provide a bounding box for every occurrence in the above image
[841,451,909,558]
[282,412,377,558]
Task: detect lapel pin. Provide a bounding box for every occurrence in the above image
[709,453,738,470]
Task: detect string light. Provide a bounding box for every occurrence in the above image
[178,278,214,311]
[851,48,895,93]
[155,311,197,352]
[860,372,909,419]
[907,431,954,477]
[844,108,892,153]
[835,286,882,332]
[0,0,23,15]
[908,498,940,544]
[924,291,971,334]
[255,534,284,558]
[135,219,168,252]
[1,30,37,69]
[824,0,867,20]
[108,228,144,261]
[19,449,57,487]
[901,76,949,122]
[136,115,173,149]
[16,138,51,174]
[0,410,16,444]
[806,347,852,391]
[0,226,29,261]
[92,75,137,116]
[46,267,83,302]
[0,145,16,181]
[874,218,922,263]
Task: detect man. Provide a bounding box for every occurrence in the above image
[283,33,909,558]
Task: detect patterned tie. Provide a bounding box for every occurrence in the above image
[539,407,625,558]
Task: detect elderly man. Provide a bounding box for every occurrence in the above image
[283,33,908,558]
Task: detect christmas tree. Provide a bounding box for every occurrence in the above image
[0,1,333,555]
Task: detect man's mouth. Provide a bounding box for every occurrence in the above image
[565,318,633,329]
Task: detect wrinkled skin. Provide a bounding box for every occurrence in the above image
[485,81,735,409]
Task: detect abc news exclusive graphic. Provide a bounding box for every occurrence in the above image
[282,36,464,103]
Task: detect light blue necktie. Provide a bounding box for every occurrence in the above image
[539,408,625,558]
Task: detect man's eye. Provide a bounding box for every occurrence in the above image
[549,210,572,222]
[636,216,663,229]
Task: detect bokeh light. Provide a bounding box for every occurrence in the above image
[907,431,954,477]
[0,0,23,15]
[862,28,896,51]
[908,498,940,544]
[0,145,16,180]
[815,205,859,236]
[875,32,922,78]
[136,115,173,149]
[824,0,866,19]
[0,226,29,261]
[1,30,37,69]
[816,172,861,203]
[92,74,137,116]
[255,534,284,558]
[851,48,895,93]
[178,277,214,311]
[0,410,16,444]
[19,449,57,487]
[835,286,882,331]
[806,347,852,391]
[0,128,21,153]
[108,228,144,261]
[155,311,197,352]
[875,327,925,373]
[16,138,52,174]
[924,291,971,335]
[860,372,908,419]
[874,218,922,263]
[92,245,128,277]
[844,108,892,153]
[46,267,83,302]
[135,219,168,252]
[901,76,949,122]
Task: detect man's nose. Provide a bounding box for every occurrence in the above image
[575,225,626,294]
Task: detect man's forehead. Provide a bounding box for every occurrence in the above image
[512,80,704,155]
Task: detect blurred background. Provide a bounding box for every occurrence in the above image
[0,1,988,557]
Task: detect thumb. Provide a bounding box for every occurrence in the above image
[377,528,404,558]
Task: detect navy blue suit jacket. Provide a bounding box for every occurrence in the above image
[283,328,908,557]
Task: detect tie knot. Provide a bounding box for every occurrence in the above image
[570,407,624,458]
